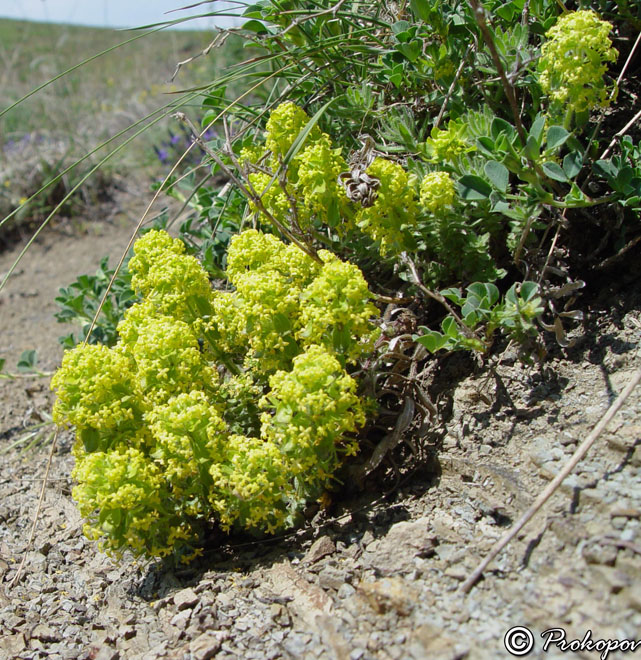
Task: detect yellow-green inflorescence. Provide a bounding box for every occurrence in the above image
[419,171,457,214]
[538,10,617,116]
[242,101,420,256]
[52,228,379,562]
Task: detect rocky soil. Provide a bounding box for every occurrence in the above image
[0,208,640,660]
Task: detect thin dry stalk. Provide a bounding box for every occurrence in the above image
[278,0,349,36]
[460,366,641,593]
[600,107,641,160]
[170,31,229,82]
[7,428,59,589]
[401,253,481,341]
[176,112,320,261]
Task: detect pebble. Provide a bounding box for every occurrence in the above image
[318,566,349,591]
[174,587,199,611]
[337,584,356,600]
[304,536,336,564]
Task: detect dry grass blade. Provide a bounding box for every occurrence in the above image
[7,428,59,589]
[460,366,641,593]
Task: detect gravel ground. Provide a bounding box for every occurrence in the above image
[1,216,640,660]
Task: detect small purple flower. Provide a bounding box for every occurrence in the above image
[169,133,181,145]
[154,146,170,163]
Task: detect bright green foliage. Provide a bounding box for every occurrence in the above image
[414,281,544,355]
[538,10,617,116]
[419,171,457,213]
[55,256,136,348]
[52,229,378,562]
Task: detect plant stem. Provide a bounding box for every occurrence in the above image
[467,0,527,145]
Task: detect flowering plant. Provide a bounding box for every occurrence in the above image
[538,10,617,122]
[52,228,379,562]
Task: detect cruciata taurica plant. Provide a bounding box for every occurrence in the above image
[52,228,379,562]
[538,10,618,124]
[242,101,419,258]
[241,102,503,285]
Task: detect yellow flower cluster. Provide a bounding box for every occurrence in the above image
[243,102,421,253]
[261,346,364,467]
[538,10,617,115]
[265,101,321,158]
[220,229,379,372]
[355,158,417,256]
[424,121,475,163]
[128,229,213,323]
[419,171,457,214]
[52,345,137,431]
[299,251,379,363]
[52,228,378,562]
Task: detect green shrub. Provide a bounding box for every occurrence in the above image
[52,229,378,562]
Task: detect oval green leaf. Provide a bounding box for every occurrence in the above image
[458,175,493,200]
[542,161,569,182]
[484,161,510,193]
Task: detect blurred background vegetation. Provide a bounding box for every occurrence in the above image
[0,18,245,233]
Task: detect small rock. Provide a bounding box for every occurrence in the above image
[1,612,25,630]
[621,527,637,542]
[0,632,26,656]
[444,566,467,581]
[582,540,618,566]
[119,625,136,640]
[281,631,311,657]
[318,566,349,591]
[171,609,192,630]
[151,597,172,613]
[408,623,467,660]
[360,530,375,547]
[538,461,560,480]
[358,577,417,616]
[590,566,632,593]
[190,631,230,660]
[622,586,641,612]
[173,587,199,611]
[269,604,290,626]
[270,560,333,628]
[31,623,60,643]
[93,649,120,660]
[442,435,458,451]
[304,536,336,564]
[337,584,356,600]
[365,518,437,575]
[612,516,628,530]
